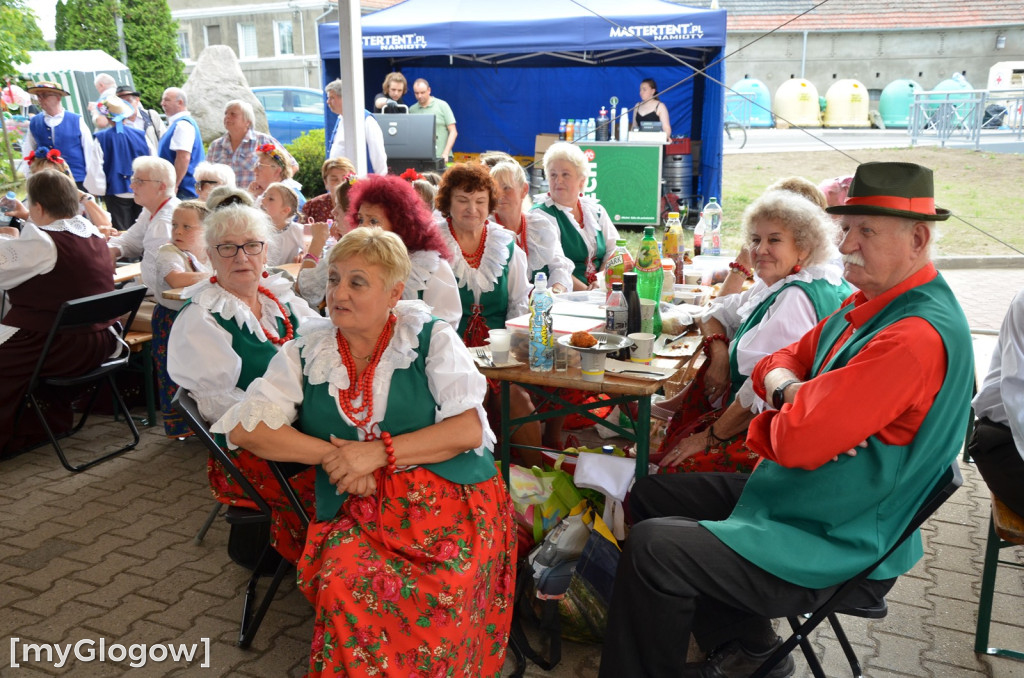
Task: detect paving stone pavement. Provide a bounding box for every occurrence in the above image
[1,265,1022,677]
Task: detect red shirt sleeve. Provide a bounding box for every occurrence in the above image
[746,317,947,470]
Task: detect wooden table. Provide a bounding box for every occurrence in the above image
[113,262,141,284]
[479,356,683,483]
[162,263,303,301]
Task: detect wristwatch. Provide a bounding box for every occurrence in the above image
[772,379,799,410]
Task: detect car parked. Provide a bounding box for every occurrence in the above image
[251,86,325,145]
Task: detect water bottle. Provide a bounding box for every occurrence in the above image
[529,272,554,371]
[587,117,596,141]
[558,118,566,141]
[0,191,15,214]
[622,272,641,360]
[605,281,628,339]
[702,197,723,256]
[619,106,630,142]
[663,211,685,283]
[634,227,663,335]
[596,107,610,141]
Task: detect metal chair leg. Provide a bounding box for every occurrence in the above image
[194,503,223,545]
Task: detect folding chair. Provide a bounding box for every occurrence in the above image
[751,461,964,678]
[173,389,310,649]
[974,494,1024,661]
[16,286,147,472]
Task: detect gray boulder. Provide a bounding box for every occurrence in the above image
[182,45,269,145]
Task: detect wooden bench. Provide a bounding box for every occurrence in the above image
[975,494,1024,661]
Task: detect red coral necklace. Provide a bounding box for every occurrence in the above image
[335,314,396,440]
[447,218,488,268]
[257,285,294,345]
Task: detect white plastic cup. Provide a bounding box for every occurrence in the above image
[487,330,511,364]
[580,350,606,382]
[639,299,656,334]
[628,332,656,364]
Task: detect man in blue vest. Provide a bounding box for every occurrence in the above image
[598,162,974,678]
[94,96,152,231]
[23,81,104,195]
[157,87,205,199]
[325,79,387,174]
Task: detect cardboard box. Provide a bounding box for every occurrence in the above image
[534,133,560,162]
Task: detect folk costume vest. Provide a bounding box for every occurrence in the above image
[727,277,853,399]
[158,115,204,198]
[96,125,150,196]
[535,201,606,284]
[298,318,497,521]
[30,112,87,182]
[704,274,973,589]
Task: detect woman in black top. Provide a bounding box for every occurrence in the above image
[633,78,672,139]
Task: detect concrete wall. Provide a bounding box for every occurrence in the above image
[724,27,1024,98]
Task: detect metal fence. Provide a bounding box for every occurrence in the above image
[910,88,1024,149]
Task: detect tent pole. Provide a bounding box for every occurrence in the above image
[338,0,367,174]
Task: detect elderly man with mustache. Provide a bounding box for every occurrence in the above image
[599,162,974,678]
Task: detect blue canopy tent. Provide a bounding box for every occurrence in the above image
[318,0,727,203]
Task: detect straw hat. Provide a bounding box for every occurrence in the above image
[27,81,70,97]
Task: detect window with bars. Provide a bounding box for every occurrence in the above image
[237,23,258,59]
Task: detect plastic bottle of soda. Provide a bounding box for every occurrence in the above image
[605,281,628,339]
[566,119,575,143]
[634,226,663,335]
[663,211,685,283]
[558,119,567,141]
[603,239,634,300]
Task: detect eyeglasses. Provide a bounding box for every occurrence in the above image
[197,179,221,188]
[255,163,278,170]
[129,176,159,185]
[214,241,265,258]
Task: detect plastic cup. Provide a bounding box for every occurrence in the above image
[684,271,702,285]
[554,341,569,371]
[639,299,656,334]
[487,330,511,364]
[579,350,606,382]
[628,332,656,364]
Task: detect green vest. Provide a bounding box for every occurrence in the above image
[704,273,973,589]
[184,300,299,446]
[298,319,497,521]
[727,277,852,399]
[456,241,514,336]
[535,202,606,283]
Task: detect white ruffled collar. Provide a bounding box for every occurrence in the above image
[404,249,441,296]
[295,300,432,391]
[734,258,846,320]
[180,272,299,341]
[439,219,514,299]
[39,215,103,239]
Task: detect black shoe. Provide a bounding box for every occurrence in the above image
[681,638,795,678]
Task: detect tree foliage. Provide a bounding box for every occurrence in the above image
[53,0,120,57]
[53,0,183,110]
[0,0,48,77]
[122,0,183,110]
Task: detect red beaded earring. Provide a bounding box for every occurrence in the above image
[262,270,269,278]
[791,264,802,274]
[209,275,218,284]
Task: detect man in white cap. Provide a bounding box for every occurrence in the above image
[22,81,104,195]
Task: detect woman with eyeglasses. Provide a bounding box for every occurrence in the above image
[192,162,236,202]
[168,204,319,565]
[248,143,305,209]
[106,156,180,292]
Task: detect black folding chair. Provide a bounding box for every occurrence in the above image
[173,388,310,649]
[751,461,964,678]
[16,286,147,472]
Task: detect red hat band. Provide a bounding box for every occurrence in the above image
[844,195,936,215]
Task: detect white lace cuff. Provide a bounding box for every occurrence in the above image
[212,396,293,450]
[195,388,245,425]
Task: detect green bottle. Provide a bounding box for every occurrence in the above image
[633,226,662,335]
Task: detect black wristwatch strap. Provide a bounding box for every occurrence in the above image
[772,379,799,410]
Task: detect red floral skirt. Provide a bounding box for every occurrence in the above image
[654,362,760,474]
[297,468,516,678]
[207,450,316,565]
